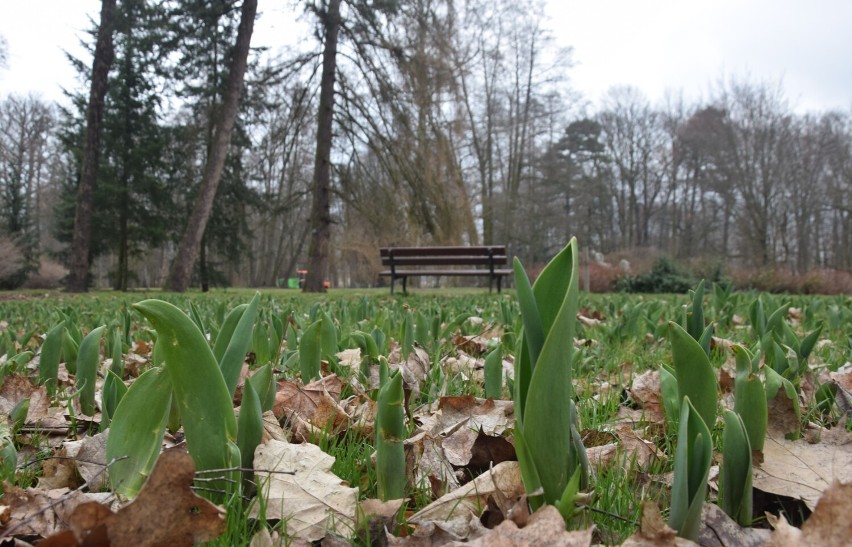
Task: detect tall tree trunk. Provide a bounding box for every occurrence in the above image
[66,0,116,292]
[166,0,257,292]
[304,0,341,293]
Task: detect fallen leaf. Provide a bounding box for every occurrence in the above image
[763,481,852,546]
[0,485,109,539]
[696,502,769,547]
[35,448,224,546]
[355,498,405,544]
[621,500,692,546]
[628,370,666,425]
[252,439,357,542]
[452,334,492,357]
[335,348,361,370]
[274,376,349,440]
[586,426,665,473]
[465,504,594,546]
[405,430,461,497]
[753,428,852,510]
[409,461,524,529]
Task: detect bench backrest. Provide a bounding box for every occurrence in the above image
[380,246,508,267]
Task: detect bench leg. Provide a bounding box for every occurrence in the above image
[402,276,408,294]
[390,277,395,295]
[489,276,493,293]
[497,276,502,293]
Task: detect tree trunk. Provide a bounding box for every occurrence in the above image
[66,0,116,292]
[165,0,257,292]
[304,0,342,293]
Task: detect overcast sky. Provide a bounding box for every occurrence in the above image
[1,0,850,114]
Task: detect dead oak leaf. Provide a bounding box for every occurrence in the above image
[764,481,852,546]
[754,428,852,510]
[44,447,225,547]
[0,484,109,540]
[251,439,357,542]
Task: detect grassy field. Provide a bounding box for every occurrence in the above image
[0,286,850,544]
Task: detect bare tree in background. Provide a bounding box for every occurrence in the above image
[303,0,342,293]
[66,0,116,292]
[166,0,257,292]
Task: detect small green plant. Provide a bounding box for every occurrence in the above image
[483,346,502,399]
[732,345,766,455]
[513,237,588,520]
[667,322,717,430]
[375,368,405,501]
[668,397,712,541]
[720,409,752,525]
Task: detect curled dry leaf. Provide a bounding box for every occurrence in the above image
[251,439,357,542]
[621,501,696,547]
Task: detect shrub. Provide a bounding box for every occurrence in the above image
[0,238,28,290]
[616,256,694,293]
[22,258,67,289]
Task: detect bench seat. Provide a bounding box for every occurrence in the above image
[379,246,511,294]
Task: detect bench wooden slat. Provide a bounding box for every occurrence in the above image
[381,256,507,267]
[380,269,513,277]
[379,245,511,294]
[380,246,506,258]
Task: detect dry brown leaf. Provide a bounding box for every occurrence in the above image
[355,498,405,544]
[586,426,665,472]
[71,432,109,491]
[335,348,361,369]
[451,334,492,357]
[627,370,666,425]
[261,410,289,443]
[577,314,603,328]
[753,428,852,510]
[106,447,224,545]
[465,504,593,547]
[621,500,689,546]
[273,376,348,438]
[765,385,802,439]
[0,484,108,539]
[696,503,769,546]
[37,449,82,491]
[36,448,225,546]
[0,374,38,414]
[405,430,461,496]
[409,461,524,529]
[417,396,514,438]
[252,439,357,542]
[764,481,852,546]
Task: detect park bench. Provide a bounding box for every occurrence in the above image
[379,246,512,294]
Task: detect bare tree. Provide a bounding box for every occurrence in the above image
[303,0,341,293]
[66,0,116,292]
[166,0,257,292]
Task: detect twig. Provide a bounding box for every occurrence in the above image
[0,456,126,539]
